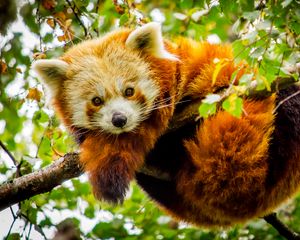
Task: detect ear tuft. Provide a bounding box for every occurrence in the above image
[32,59,69,96]
[125,22,178,61]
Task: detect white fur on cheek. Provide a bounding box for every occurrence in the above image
[98,97,141,134]
[138,78,160,103]
[70,101,89,128]
[65,80,91,129]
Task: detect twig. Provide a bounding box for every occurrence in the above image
[273,89,300,113]
[20,213,48,240]
[21,217,29,239]
[9,206,16,218]
[258,20,274,68]
[95,0,101,13]
[0,140,21,178]
[0,140,17,166]
[26,223,33,240]
[65,0,89,38]
[5,209,18,239]
[36,0,43,52]
[264,213,300,240]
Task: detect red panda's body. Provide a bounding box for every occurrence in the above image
[33,23,300,227]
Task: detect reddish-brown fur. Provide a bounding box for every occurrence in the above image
[37,25,300,227]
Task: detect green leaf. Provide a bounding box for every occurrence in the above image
[6,233,20,240]
[281,0,293,8]
[84,205,95,219]
[119,14,129,26]
[250,46,264,59]
[219,0,238,19]
[199,102,217,118]
[28,207,38,224]
[222,94,243,118]
[239,0,254,11]
[39,217,52,227]
[19,159,33,175]
[290,21,300,35]
[0,163,9,174]
[232,40,251,62]
[239,73,254,86]
[243,11,260,21]
[180,0,194,9]
[92,221,128,238]
[74,0,89,8]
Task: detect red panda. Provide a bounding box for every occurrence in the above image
[33,23,300,227]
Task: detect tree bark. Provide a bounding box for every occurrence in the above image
[0,153,82,211]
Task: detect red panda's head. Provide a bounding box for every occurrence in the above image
[32,23,177,135]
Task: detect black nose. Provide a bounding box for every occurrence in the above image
[112,112,127,128]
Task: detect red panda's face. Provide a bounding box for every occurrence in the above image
[63,54,159,134]
[33,22,177,135]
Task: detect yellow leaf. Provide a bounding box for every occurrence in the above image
[57,35,65,42]
[0,61,7,73]
[54,11,66,21]
[46,18,55,29]
[212,59,229,86]
[257,74,271,92]
[65,19,72,28]
[33,52,47,60]
[52,146,64,158]
[26,88,42,102]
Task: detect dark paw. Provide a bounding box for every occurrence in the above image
[90,164,131,204]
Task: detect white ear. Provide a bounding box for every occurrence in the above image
[125,22,178,61]
[32,59,69,96]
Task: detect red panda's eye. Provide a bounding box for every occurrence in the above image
[92,97,103,106]
[124,87,134,97]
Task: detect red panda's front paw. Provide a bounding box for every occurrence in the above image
[90,163,131,204]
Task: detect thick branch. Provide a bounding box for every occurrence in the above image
[0,153,82,211]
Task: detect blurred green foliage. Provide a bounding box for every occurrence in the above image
[0,0,299,239]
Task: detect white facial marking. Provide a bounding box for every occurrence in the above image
[138,78,160,103]
[99,97,141,134]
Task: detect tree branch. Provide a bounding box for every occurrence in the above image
[0,153,82,211]
[0,140,17,166]
[66,0,90,38]
[264,213,300,239]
